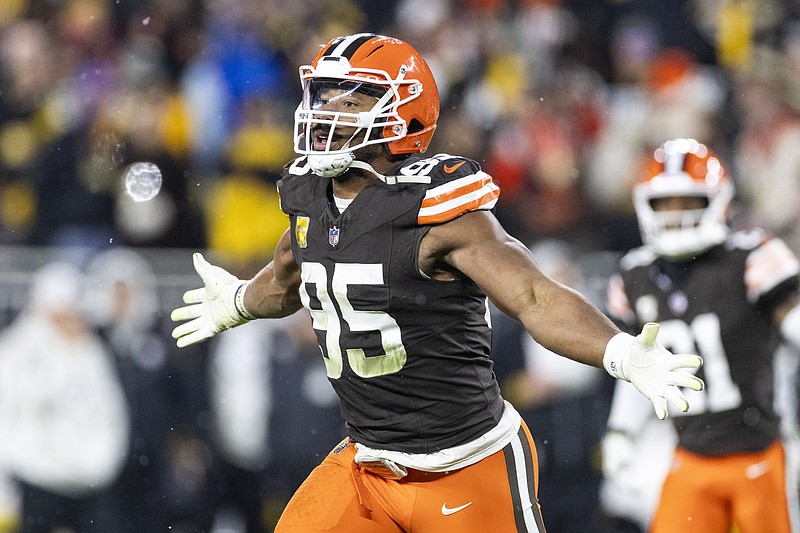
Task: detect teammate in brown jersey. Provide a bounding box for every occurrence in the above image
[170,34,704,533]
[601,138,800,533]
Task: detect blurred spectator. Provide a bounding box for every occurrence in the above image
[207,318,276,533]
[84,247,176,532]
[84,246,218,532]
[483,63,606,246]
[109,83,205,249]
[206,308,345,532]
[29,127,118,249]
[0,262,130,533]
[202,94,293,267]
[585,45,726,251]
[180,0,293,174]
[262,312,346,529]
[731,45,800,253]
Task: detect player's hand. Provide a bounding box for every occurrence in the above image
[603,323,704,420]
[170,253,254,347]
[601,430,639,494]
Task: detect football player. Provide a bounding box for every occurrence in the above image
[602,138,800,533]
[170,34,704,533]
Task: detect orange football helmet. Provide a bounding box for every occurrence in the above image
[293,33,440,177]
[633,138,734,259]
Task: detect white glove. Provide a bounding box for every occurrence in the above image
[170,253,255,348]
[601,430,640,494]
[603,322,704,420]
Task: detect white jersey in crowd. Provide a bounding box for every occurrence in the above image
[0,311,130,497]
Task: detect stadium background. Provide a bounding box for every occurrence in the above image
[0,0,799,532]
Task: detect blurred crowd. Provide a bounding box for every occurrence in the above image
[0,247,345,533]
[1,0,800,531]
[1,0,800,260]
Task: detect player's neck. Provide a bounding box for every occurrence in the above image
[331,172,376,199]
[332,154,395,198]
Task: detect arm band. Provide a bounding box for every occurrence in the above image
[234,282,257,321]
[603,332,634,381]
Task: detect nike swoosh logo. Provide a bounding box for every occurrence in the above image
[746,460,770,479]
[444,161,466,173]
[441,502,472,515]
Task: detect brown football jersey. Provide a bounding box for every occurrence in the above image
[278,153,505,453]
[607,230,800,455]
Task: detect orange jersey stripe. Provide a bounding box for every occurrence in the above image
[418,172,500,224]
[418,188,500,225]
[744,238,800,303]
[420,174,493,209]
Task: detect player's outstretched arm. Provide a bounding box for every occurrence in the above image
[603,323,703,419]
[425,210,703,419]
[170,252,255,347]
[171,228,302,348]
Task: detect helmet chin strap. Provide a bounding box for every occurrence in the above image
[310,157,432,185]
[307,153,389,181]
[349,160,389,181]
[350,160,431,185]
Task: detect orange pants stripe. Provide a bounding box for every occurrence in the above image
[651,440,791,533]
[275,421,546,532]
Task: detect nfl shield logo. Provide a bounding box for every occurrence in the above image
[328,226,340,247]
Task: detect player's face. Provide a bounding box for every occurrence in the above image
[650,195,709,212]
[308,82,381,151]
[650,195,709,228]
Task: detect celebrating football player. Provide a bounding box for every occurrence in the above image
[601,138,800,533]
[171,34,704,532]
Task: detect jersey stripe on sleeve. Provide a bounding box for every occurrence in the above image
[744,237,800,303]
[417,171,500,224]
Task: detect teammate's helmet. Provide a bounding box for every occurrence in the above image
[293,33,440,177]
[634,138,734,260]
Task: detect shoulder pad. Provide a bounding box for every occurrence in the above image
[744,234,800,304]
[619,247,657,271]
[397,153,479,183]
[725,229,766,252]
[401,154,500,225]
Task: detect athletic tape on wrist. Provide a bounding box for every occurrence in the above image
[603,332,634,381]
[234,282,256,321]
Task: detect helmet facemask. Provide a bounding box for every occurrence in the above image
[633,138,734,261]
[634,173,733,261]
[294,56,422,177]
